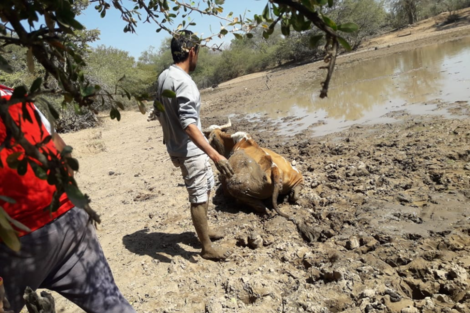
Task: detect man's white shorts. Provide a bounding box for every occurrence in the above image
[171,154,215,203]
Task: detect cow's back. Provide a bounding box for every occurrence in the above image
[233,138,272,172]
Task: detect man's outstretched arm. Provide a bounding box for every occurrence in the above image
[185,124,233,178]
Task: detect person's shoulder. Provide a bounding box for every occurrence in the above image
[158,68,170,79]
[171,70,192,89]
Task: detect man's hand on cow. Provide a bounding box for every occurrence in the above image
[214,157,234,178]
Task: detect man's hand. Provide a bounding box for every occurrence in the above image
[184,124,234,178]
[213,156,234,178]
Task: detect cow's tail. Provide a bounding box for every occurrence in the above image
[271,165,290,219]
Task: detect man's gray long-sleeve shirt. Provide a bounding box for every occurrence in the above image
[156,65,205,157]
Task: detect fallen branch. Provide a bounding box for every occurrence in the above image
[397,32,412,37]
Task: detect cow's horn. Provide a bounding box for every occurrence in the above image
[219,118,232,130]
[202,118,231,134]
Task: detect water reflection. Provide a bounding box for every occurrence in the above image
[250,37,470,134]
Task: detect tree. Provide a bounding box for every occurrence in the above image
[387,0,424,27]
[327,0,387,49]
[0,0,358,250]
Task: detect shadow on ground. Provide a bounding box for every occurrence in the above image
[122,230,199,263]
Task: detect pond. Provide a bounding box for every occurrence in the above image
[245,37,470,136]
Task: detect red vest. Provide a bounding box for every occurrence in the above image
[0,85,74,236]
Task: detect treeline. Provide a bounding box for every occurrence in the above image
[1,0,469,131]
[138,0,470,89]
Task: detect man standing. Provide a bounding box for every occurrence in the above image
[0,84,136,313]
[155,30,233,261]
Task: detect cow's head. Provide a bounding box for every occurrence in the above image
[202,119,233,158]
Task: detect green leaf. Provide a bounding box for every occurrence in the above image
[138,102,146,115]
[292,13,306,32]
[4,212,31,232]
[272,4,280,16]
[234,33,243,39]
[246,33,254,39]
[17,159,28,176]
[301,20,312,31]
[220,29,228,35]
[22,102,33,123]
[40,135,52,146]
[11,86,27,101]
[6,152,22,170]
[162,89,176,98]
[322,15,337,31]
[328,0,334,7]
[309,34,324,48]
[215,0,224,4]
[337,36,352,51]
[0,209,21,251]
[29,77,42,95]
[44,99,60,120]
[338,22,359,33]
[74,103,83,115]
[115,101,125,110]
[30,163,47,180]
[154,100,165,113]
[0,196,16,204]
[66,157,79,171]
[61,145,73,156]
[281,22,290,36]
[80,85,95,98]
[262,4,270,21]
[47,170,58,185]
[120,87,131,100]
[302,0,314,10]
[110,107,121,121]
[64,184,89,208]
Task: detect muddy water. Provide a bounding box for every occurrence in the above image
[249,37,470,136]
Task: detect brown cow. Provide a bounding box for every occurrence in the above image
[204,120,303,218]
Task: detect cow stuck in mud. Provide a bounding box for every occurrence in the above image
[203,120,303,218]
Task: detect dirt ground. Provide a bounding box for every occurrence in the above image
[44,10,470,313]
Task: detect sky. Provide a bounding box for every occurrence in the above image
[77,0,268,59]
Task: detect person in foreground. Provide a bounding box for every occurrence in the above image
[0,84,135,313]
[155,30,234,261]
